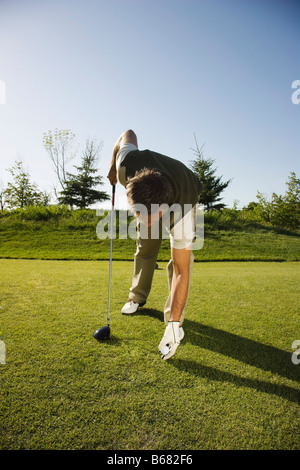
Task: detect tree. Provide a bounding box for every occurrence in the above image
[58,139,109,208]
[190,135,231,211]
[43,128,77,198]
[0,179,6,210]
[256,172,300,229]
[4,161,50,209]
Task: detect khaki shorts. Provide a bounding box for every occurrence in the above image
[168,205,196,249]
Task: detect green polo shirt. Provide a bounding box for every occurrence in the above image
[120,149,202,208]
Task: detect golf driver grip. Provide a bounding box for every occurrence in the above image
[112,184,115,208]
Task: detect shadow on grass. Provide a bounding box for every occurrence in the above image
[172,358,300,404]
[184,321,300,381]
[137,308,300,404]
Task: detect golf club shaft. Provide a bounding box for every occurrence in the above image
[107,184,115,326]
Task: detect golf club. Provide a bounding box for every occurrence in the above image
[93,184,115,341]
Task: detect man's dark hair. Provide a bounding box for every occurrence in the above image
[126,168,173,212]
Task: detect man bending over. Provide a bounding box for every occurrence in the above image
[107,130,202,360]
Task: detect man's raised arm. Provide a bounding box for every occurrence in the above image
[107,129,138,185]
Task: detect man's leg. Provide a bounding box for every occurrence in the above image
[128,234,162,305]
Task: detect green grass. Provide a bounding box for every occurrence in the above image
[0,216,299,261]
[1,259,299,450]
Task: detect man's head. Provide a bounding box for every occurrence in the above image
[126,168,173,224]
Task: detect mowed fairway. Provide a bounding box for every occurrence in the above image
[0,259,299,450]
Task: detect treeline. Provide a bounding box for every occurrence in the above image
[0,129,299,232]
[0,183,299,233]
[242,172,300,230]
[0,130,110,211]
[1,172,299,232]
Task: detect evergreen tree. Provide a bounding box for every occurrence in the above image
[59,139,109,208]
[190,136,231,211]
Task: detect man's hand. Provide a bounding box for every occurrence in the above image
[158,321,184,360]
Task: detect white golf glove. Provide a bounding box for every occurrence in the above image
[158,321,184,360]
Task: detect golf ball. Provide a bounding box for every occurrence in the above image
[161,345,170,356]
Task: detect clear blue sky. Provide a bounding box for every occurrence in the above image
[0,0,299,210]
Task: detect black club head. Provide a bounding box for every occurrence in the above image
[93,325,110,341]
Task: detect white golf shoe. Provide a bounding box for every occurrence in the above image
[121,300,146,315]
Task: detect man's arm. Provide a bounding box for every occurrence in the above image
[107,129,138,185]
[169,246,191,321]
[158,246,191,360]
